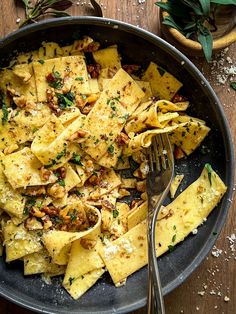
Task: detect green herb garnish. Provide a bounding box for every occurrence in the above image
[58,179,65,187]
[24,197,36,215]
[75,77,84,81]
[1,102,9,125]
[56,92,75,109]
[168,245,175,252]
[69,277,75,286]
[70,153,83,166]
[48,69,63,89]
[38,59,45,64]
[56,145,67,160]
[172,234,176,243]
[107,145,115,154]
[205,163,213,185]
[112,209,119,218]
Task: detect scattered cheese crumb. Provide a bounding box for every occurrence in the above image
[104,244,120,261]
[224,296,230,302]
[192,229,198,235]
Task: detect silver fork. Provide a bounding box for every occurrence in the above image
[146,133,174,314]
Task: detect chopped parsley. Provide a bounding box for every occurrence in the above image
[121,113,129,120]
[69,277,75,285]
[107,145,115,155]
[112,209,119,218]
[69,209,77,221]
[118,155,124,164]
[1,102,9,125]
[70,153,83,166]
[47,68,63,89]
[168,245,174,252]
[58,179,65,187]
[24,197,36,215]
[173,225,176,230]
[56,92,75,110]
[32,127,39,133]
[44,159,57,169]
[1,93,9,125]
[205,163,213,186]
[38,59,45,64]
[75,77,84,81]
[172,234,176,243]
[56,144,67,160]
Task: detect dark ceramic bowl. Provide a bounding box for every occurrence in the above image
[0,17,234,314]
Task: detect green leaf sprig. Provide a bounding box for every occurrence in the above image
[18,0,73,28]
[155,0,236,62]
[17,0,103,27]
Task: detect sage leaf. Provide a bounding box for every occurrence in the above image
[51,0,73,11]
[198,27,213,62]
[155,1,191,18]
[199,0,211,15]
[163,16,184,33]
[180,0,203,15]
[183,21,197,30]
[90,0,103,17]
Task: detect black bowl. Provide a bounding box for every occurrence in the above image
[0,17,234,314]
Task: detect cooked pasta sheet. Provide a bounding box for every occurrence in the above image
[0,36,226,299]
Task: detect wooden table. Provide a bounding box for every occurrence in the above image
[0,1,235,313]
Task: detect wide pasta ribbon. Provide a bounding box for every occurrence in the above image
[42,203,101,265]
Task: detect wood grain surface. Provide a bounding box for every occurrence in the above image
[0,1,235,314]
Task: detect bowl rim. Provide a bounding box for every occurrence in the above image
[0,16,235,314]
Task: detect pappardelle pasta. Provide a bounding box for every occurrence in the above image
[0,36,227,299]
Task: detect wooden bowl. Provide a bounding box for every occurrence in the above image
[160,6,236,57]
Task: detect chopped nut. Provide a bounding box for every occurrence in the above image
[130,199,143,209]
[24,217,43,230]
[24,186,46,196]
[81,103,95,114]
[102,200,116,211]
[7,87,20,97]
[55,166,67,179]
[13,96,36,109]
[3,144,19,155]
[41,206,59,216]
[116,132,129,146]
[40,167,52,181]
[174,146,185,159]
[83,41,100,52]
[62,75,73,94]
[122,64,141,75]
[69,129,89,142]
[136,180,146,192]
[88,174,101,186]
[30,206,45,218]
[42,216,53,230]
[118,188,130,198]
[46,88,60,114]
[87,64,101,79]
[47,183,66,199]
[80,238,97,250]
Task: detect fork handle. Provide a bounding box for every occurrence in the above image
[147,211,165,314]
